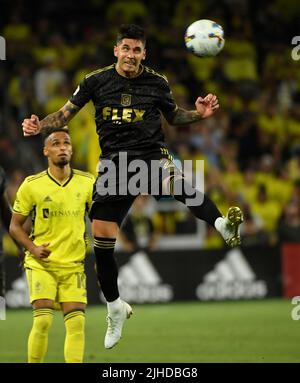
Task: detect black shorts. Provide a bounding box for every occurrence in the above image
[89,150,182,226]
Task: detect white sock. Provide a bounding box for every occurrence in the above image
[107,297,122,313]
[214,216,224,232]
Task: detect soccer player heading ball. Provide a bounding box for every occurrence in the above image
[22,24,243,350]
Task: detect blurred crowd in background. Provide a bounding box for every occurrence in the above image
[1,0,300,252]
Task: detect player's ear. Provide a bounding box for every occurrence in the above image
[43,146,48,157]
[142,48,146,60]
[113,45,119,58]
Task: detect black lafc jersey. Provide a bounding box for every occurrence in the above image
[69,64,177,158]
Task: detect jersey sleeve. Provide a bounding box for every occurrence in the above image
[13,180,34,216]
[157,78,178,118]
[69,75,97,108]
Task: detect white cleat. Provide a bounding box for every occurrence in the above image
[216,206,244,247]
[104,300,133,349]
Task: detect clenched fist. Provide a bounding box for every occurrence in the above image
[22,114,41,136]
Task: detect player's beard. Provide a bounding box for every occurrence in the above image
[54,158,69,168]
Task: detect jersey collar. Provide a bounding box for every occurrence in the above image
[114,63,144,79]
[47,168,73,187]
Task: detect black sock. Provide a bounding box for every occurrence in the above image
[172,178,222,227]
[94,237,119,302]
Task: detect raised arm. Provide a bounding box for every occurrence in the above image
[22,101,81,136]
[167,94,219,125]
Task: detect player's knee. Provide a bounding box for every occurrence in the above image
[33,310,54,333]
[64,310,85,334]
[36,317,52,333]
[92,219,119,238]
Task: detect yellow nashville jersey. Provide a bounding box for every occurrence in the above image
[13,169,95,271]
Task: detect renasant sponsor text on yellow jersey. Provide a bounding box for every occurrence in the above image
[13,169,94,271]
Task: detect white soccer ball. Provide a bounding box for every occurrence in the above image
[184,19,225,57]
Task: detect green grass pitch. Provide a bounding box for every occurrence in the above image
[0,299,299,363]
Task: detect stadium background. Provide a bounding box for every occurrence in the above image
[1,0,300,363]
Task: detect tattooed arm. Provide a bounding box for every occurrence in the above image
[40,101,80,130]
[22,101,81,136]
[169,108,204,125]
[167,94,219,125]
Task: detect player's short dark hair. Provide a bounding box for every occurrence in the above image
[116,24,146,46]
[43,127,70,142]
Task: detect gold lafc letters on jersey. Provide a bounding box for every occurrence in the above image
[102,106,145,125]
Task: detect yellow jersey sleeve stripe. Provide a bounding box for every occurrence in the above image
[85,64,115,79]
[144,66,168,82]
[73,169,95,179]
[27,171,47,183]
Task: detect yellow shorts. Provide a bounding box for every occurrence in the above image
[25,267,87,305]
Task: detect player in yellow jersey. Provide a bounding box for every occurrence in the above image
[9,128,94,363]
